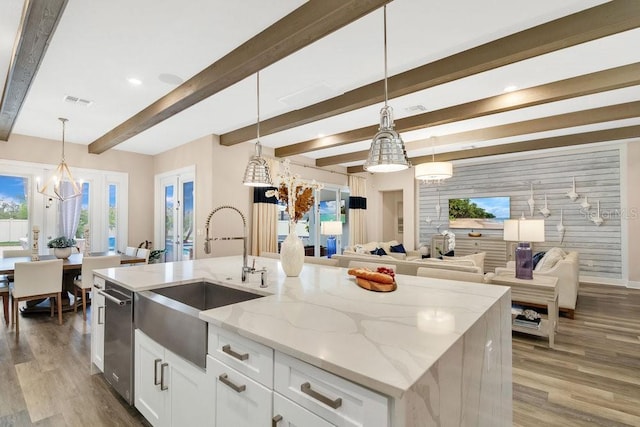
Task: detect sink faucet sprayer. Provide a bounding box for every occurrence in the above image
[204,205,267,286]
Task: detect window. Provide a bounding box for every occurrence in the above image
[0,174,29,253]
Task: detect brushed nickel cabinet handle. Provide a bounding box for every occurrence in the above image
[97,306,105,325]
[300,382,342,409]
[222,344,249,361]
[219,373,246,393]
[154,359,162,385]
[272,414,283,427]
[160,362,169,391]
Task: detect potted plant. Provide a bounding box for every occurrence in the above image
[47,236,77,259]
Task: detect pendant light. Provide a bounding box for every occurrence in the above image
[363,5,410,173]
[37,118,82,201]
[242,71,273,187]
[415,137,453,182]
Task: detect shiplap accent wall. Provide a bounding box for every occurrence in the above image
[418,147,622,279]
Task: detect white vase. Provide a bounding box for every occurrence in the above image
[54,247,72,259]
[280,223,304,277]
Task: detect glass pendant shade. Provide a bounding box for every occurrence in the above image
[414,161,453,181]
[38,118,82,201]
[364,106,410,173]
[242,142,272,187]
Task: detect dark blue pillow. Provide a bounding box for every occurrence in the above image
[370,248,387,256]
[389,243,406,254]
[532,251,546,269]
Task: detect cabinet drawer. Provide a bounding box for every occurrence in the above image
[274,352,389,427]
[207,356,272,427]
[273,393,334,427]
[208,325,273,388]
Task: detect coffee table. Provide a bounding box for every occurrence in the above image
[490,274,559,348]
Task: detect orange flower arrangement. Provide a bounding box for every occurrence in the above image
[266,159,322,223]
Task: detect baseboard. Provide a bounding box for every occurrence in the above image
[579,275,626,287]
[627,280,640,289]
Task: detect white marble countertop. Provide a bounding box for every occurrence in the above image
[94,256,509,398]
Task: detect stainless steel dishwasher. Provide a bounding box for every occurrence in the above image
[100,281,134,405]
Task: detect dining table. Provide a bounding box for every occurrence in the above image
[0,252,146,315]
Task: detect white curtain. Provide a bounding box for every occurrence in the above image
[251,158,278,256]
[60,181,82,239]
[348,175,367,245]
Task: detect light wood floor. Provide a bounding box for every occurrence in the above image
[0,283,638,426]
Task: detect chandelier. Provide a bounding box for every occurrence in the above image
[38,118,82,201]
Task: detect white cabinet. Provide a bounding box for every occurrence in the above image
[135,329,213,427]
[90,277,106,372]
[207,355,272,427]
[207,325,388,427]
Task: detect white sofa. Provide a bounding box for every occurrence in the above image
[495,248,579,318]
[333,252,487,277]
[343,240,422,261]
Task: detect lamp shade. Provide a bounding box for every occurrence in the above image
[503,219,545,242]
[242,155,272,187]
[414,162,453,181]
[320,221,342,236]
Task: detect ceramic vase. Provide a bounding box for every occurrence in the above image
[280,222,304,277]
[54,247,72,259]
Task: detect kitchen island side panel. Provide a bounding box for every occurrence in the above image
[394,292,512,426]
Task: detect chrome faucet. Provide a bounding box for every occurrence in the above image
[204,205,265,284]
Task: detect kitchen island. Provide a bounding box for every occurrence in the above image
[94,256,512,426]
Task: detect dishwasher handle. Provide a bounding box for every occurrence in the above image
[98,289,131,306]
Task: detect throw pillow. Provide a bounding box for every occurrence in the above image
[389,243,406,254]
[354,244,366,254]
[535,247,566,271]
[532,251,546,269]
[370,247,388,256]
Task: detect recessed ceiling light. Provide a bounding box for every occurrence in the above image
[503,85,518,92]
[127,77,142,86]
[317,133,325,138]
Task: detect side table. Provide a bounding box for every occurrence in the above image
[490,274,559,348]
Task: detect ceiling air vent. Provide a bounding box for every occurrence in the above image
[405,104,427,113]
[63,95,94,107]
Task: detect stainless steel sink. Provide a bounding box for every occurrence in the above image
[134,281,263,369]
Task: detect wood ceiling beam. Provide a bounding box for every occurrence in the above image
[224,0,640,147]
[346,124,640,174]
[0,0,68,141]
[284,62,640,159]
[87,0,391,154]
[333,100,640,170]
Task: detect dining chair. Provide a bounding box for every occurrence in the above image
[73,255,121,321]
[11,259,63,334]
[0,282,9,325]
[125,246,137,256]
[136,248,150,264]
[3,249,32,258]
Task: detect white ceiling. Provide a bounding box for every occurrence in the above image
[2,0,638,166]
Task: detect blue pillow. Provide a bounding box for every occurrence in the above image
[370,248,387,256]
[389,243,406,254]
[532,251,546,269]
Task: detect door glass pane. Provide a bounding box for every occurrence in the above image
[0,175,29,255]
[108,184,117,251]
[164,185,175,262]
[182,180,194,260]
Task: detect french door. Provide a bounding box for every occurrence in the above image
[156,167,195,262]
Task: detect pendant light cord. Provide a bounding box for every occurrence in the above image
[59,117,68,162]
[383,5,388,108]
[256,71,261,141]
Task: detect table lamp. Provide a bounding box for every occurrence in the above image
[320,221,342,258]
[503,218,545,279]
